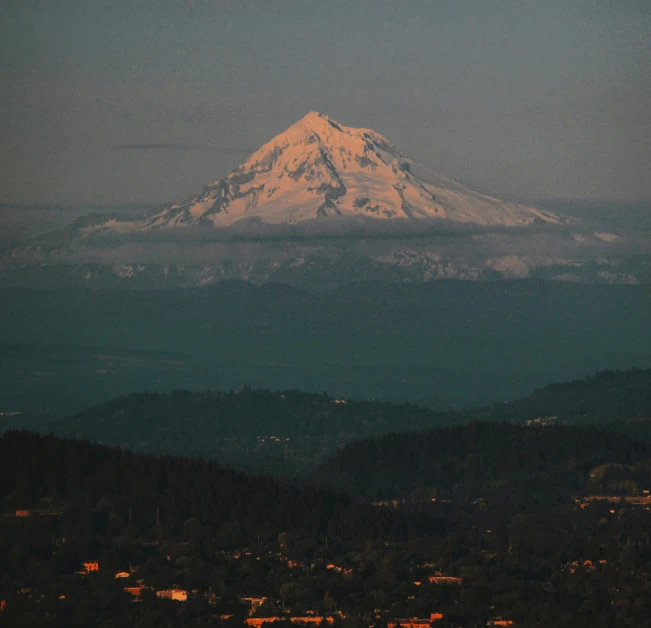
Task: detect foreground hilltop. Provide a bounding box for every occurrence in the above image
[311,421,651,502]
[84,111,560,231]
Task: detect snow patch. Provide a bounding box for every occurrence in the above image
[594,232,619,243]
[487,255,530,279]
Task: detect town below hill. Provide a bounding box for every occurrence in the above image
[4,427,651,626]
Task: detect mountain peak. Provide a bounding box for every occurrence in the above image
[268,110,335,142]
[293,110,335,128]
[244,111,400,171]
[109,113,562,229]
[288,111,369,136]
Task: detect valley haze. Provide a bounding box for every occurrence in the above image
[1,112,650,417]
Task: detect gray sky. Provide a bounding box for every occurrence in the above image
[1,0,650,207]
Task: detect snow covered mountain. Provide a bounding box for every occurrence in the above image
[6,112,647,289]
[96,112,560,231]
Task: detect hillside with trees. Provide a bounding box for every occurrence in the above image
[47,389,452,477]
[0,430,416,549]
[5,428,651,626]
[311,422,651,503]
[43,369,651,478]
[471,369,651,426]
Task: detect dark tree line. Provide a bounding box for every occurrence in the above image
[311,422,651,503]
[0,430,425,550]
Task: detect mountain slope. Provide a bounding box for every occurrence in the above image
[84,112,560,231]
[0,430,416,547]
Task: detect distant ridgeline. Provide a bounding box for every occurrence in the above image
[2,280,650,415]
[46,369,651,477]
[49,388,453,477]
[471,368,651,430]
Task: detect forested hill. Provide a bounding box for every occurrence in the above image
[48,388,451,476]
[0,430,420,547]
[311,422,651,503]
[471,368,651,426]
[7,431,651,625]
[46,369,651,478]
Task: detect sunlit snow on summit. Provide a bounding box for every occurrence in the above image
[91,112,561,232]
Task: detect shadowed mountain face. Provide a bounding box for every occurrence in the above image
[45,389,451,477]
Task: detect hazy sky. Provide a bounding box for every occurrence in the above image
[2,0,650,207]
